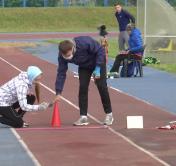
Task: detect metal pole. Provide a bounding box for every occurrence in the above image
[104,0,108,6]
[44,0,48,7]
[144,0,147,57]
[2,0,4,8]
[23,0,26,7]
[64,0,68,7]
[125,0,128,6]
[137,0,138,27]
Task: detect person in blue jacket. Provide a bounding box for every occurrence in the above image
[114,2,135,51]
[109,23,143,74]
[54,36,113,126]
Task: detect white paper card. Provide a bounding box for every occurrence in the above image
[127,116,143,129]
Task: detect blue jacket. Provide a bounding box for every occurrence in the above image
[115,9,135,31]
[55,36,105,94]
[128,28,143,54]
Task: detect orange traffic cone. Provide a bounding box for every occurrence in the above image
[51,102,61,127]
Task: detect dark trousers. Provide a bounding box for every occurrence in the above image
[0,95,36,128]
[78,63,112,116]
[110,54,141,73]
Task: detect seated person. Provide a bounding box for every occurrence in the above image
[108,23,143,76]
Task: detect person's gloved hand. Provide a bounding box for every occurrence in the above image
[93,66,101,79]
[54,95,61,103]
[38,102,49,111]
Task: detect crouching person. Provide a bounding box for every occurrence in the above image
[0,66,49,128]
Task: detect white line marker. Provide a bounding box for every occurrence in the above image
[110,86,176,116]
[0,56,170,166]
[11,129,41,166]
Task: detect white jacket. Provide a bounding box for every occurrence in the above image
[0,72,39,111]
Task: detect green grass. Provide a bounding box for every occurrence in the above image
[46,38,118,58]
[148,64,176,74]
[0,7,136,32]
[1,7,176,75]
[107,39,119,58]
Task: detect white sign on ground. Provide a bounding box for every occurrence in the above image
[127,116,143,129]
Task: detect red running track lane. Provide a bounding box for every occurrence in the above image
[0,47,176,166]
[0,32,118,40]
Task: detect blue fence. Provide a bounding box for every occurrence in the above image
[0,0,131,7]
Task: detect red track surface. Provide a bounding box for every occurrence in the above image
[0,47,176,166]
[0,32,118,40]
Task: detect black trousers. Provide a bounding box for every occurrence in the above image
[78,63,112,116]
[110,54,141,73]
[0,95,36,128]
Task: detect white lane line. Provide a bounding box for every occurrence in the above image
[0,57,41,166]
[109,86,176,116]
[39,81,103,124]
[74,71,175,116]
[11,129,41,166]
[0,56,170,166]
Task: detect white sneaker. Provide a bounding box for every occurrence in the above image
[73,116,89,126]
[107,72,119,79]
[23,122,29,128]
[104,114,114,125]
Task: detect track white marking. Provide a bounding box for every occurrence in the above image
[0,57,41,166]
[109,86,176,116]
[0,56,170,166]
[11,129,41,166]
